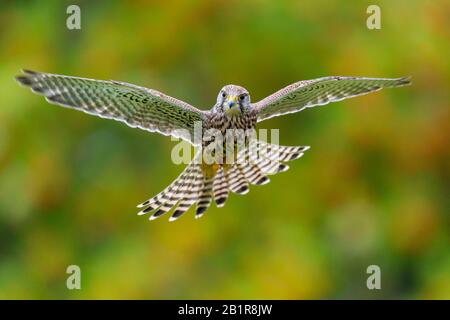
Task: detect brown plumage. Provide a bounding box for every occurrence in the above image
[16,70,410,221]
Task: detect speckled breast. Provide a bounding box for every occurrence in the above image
[202,112,258,164]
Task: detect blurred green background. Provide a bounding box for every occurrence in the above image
[0,0,448,299]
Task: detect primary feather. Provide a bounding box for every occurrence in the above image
[253,76,410,122]
[15,69,206,144]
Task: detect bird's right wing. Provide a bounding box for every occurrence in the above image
[16,70,207,144]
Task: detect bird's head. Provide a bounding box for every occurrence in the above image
[215,85,250,116]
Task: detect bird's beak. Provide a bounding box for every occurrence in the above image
[225,95,240,115]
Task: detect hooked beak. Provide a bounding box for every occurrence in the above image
[224,95,240,115]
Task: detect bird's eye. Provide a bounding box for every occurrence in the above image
[221,92,226,98]
[239,94,246,101]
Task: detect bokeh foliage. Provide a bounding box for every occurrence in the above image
[0,0,448,299]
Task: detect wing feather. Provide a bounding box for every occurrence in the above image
[253,76,411,122]
[16,70,207,144]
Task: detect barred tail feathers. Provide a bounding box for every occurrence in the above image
[137,141,310,221]
[137,157,218,221]
[213,167,229,207]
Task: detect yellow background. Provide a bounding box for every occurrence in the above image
[0,0,448,299]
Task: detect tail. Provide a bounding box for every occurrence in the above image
[137,142,310,221]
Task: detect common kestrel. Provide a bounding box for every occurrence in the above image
[16,70,410,221]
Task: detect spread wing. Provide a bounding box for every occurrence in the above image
[15,70,207,144]
[253,76,411,122]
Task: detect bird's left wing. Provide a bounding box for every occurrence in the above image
[16,70,207,144]
[253,76,411,122]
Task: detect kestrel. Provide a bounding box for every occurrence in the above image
[16,70,410,221]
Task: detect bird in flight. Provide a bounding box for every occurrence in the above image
[16,70,410,221]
